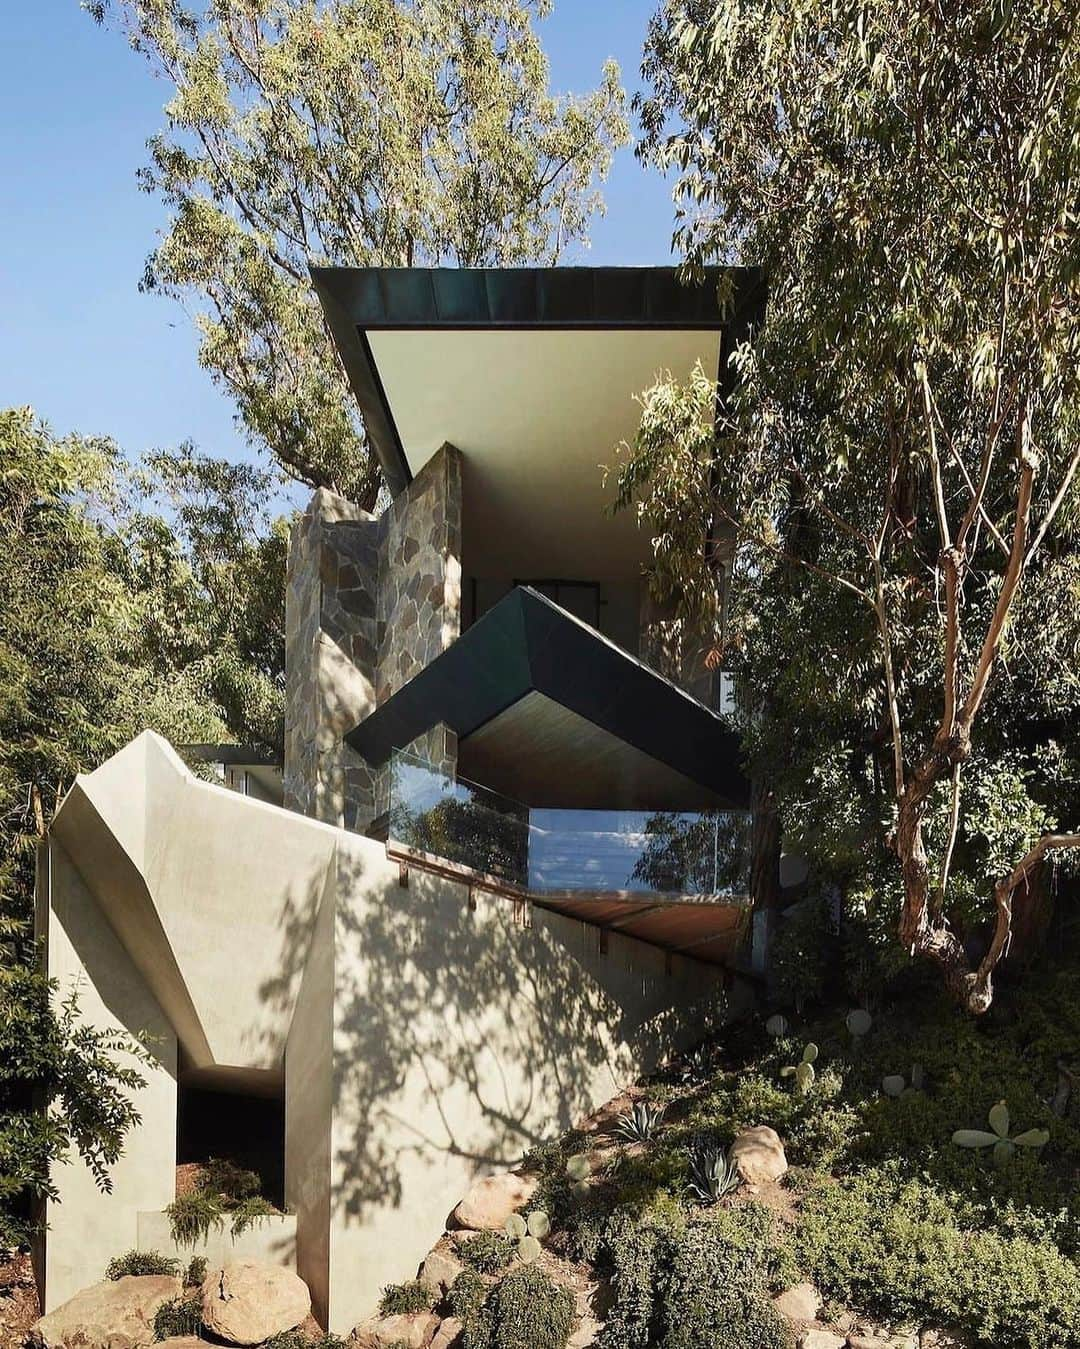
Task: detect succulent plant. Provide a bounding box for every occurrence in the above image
[687,1145,741,1204]
[678,1044,713,1084]
[780,1042,819,1092]
[953,1099,1050,1166]
[846,1008,873,1039]
[615,1101,665,1143]
[765,1013,789,1038]
[882,1063,925,1097]
[505,1209,549,1261]
[565,1153,591,1198]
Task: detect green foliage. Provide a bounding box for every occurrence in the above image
[459,1231,515,1275]
[377,1279,435,1316]
[953,1099,1050,1166]
[105,1250,180,1280]
[264,1334,343,1349]
[685,1146,739,1206]
[797,1169,1080,1348]
[625,0,1080,1006]
[184,1255,207,1288]
[614,1102,665,1144]
[166,1159,278,1246]
[769,897,840,1013]
[88,0,628,505]
[448,1271,488,1327]
[466,1266,574,1349]
[153,1296,203,1341]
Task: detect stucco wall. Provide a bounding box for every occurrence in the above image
[40,734,753,1333]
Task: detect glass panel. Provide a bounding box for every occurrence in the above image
[387,752,752,898]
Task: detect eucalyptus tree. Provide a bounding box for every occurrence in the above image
[88,0,629,505]
[617,0,1080,1010]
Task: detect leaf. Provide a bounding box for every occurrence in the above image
[517,1235,541,1264]
[953,1130,999,1148]
[1012,1128,1050,1149]
[993,1138,1017,1167]
[526,1210,550,1238]
[989,1100,1010,1138]
[882,1075,905,1097]
[504,1213,527,1239]
[803,1042,819,1063]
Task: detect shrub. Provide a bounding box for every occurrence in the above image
[378,1278,434,1316]
[105,1250,180,1280]
[184,1255,207,1288]
[264,1334,343,1349]
[466,1266,574,1349]
[459,1231,515,1274]
[153,1296,202,1341]
[797,1168,1080,1348]
[448,1270,488,1327]
[166,1160,280,1246]
[658,1221,794,1349]
[230,1195,277,1235]
[198,1158,261,1201]
[166,1191,224,1246]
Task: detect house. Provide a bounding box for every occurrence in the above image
[36,267,767,1332]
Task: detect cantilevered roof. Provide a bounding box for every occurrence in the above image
[348,586,749,810]
[311,266,766,581]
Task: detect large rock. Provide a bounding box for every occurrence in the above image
[774,1282,822,1326]
[350,1312,438,1348]
[418,1247,464,1295]
[32,1275,181,1349]
[451,1172,537,1230]
[728,1125,788,1185]
[200,1263,310,1346]
[430,1319,464,1349]
[799,1333,845,1349]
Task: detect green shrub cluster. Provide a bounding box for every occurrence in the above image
[377,1278,435,1316]
[105,1250,180,1280]
[459,1231,516,1274]
[166,1159,279,1246]
[153,1295,202,1341]
[797,1167,1080,1348]
[464,1266,574,1349]
[263,1333,343,1349]
[448,1270,488,1325]
[184,1255,207,1288]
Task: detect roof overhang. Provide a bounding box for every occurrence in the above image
[311,268,766,575]
[348,586,749,811]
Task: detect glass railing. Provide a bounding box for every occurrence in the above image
[386,751,752,898]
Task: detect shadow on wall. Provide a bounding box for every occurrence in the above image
[260,838,731,1228]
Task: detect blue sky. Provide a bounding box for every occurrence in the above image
[0,2,675,476]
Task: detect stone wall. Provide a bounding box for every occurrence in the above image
[284,446,462,832]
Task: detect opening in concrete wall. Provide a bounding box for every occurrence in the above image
[177,1070,286,1210]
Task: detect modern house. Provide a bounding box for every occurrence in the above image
[36,267,771,1332]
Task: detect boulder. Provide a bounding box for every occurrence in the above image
[799,1333,845,1349]
[418,1247,464,1295]
[430,1318,464,1349]
[350,1312,439,1348]
[156,1340,205,1349]
[728,1125,788,1185]
[848,1328,919,1349]
[32,1275,181,1349]
[451,1172,537,1231]
[774,1283,823,1326]
[200,1263,310,1346]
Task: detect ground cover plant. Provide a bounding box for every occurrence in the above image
[507,927,1080,1349]
[166,1159,279,1246]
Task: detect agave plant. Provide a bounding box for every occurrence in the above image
[953,1100,1050,1166]
[615,1101,665,1144]
[678,1044,713,1085]
[780,1042,819,1092]
[686,1145,741,1204]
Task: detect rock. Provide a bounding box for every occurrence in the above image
[350,1312,438,1348]
[728,1125,788,1185]
[430,1317,464,1349]
[418,1248,464,1295]
[200,1263,310,1346]
[156,1340,205,1349]
[568,1281,603,1347]
[568,1315,603,1348]
[774,1282,822,1325]
[919,1334,968,1349]
[451,1172,537,1230]
[32,1275,182,1349]
[800,1333,845,1349]
[847,1327,919,1349]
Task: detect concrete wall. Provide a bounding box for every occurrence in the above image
[135,1213,296,1271]
[41,733,752,1333]
[284,447,462,833]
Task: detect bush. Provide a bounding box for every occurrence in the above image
[797,1168,1080,1348]
[198,1158,261,1201]
[153,1296,202,1341]
[166,1160,280,1246]
[378,1278,434,1316]
[264,1334,343,1349]
[166,1191,224,1246]
[459,1231,515,1274]
[184,1256,207,1288]
[448,1271,488,1327]
[467,1266,574,1349]
[105,1250,180,1280]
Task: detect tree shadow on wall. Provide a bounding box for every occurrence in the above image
[260,838,734,1226]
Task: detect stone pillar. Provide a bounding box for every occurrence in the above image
[284,446,463,833]
[284,490,380,831]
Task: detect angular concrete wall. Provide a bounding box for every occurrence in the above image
[41,733,752,1332]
